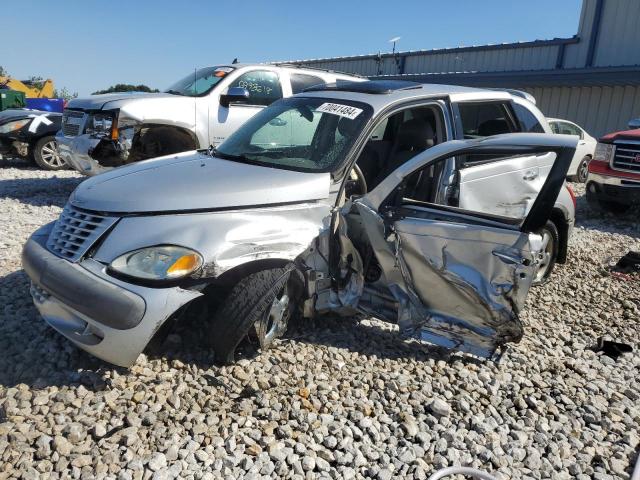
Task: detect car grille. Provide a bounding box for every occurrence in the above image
[612,141,640,173]
[61,110,86,137]
[46,204,119,262]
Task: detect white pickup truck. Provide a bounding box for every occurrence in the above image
[57,63,361,176]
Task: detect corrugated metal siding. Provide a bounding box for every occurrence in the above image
[594,0,640,67]
[292,44,559,76]
[524,85,640,137]
[562,0,597,68]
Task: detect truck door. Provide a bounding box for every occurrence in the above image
[209,70,284,145]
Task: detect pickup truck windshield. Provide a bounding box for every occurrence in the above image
[215,97,372,173]
[165,66,234,97]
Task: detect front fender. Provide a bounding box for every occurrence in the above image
[92,203,331,281]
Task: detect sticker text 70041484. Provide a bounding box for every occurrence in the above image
[316,103,363,120]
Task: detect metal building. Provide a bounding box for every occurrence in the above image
[282,0,640,137]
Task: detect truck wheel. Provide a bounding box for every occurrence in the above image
[128,127,195,162]
[532,220,559,286]
[33,136,66,170]
[208,266,300,364]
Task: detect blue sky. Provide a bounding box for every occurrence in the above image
[5,0,582,96]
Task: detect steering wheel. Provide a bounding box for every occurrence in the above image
[349,164,368,195]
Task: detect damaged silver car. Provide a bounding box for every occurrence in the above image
[22,81,577,366]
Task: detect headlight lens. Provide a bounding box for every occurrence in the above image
[86,113,115,137]
[0,119,30,133]
[593,142,614,163]
[110,246,203,281]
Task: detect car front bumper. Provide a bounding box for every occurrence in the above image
[56,132,110,176]
[587,172,640,206]
[22,224,201,367]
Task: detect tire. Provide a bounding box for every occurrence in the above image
[128,127,195,162]
[532,220,559,286]
[208,266,300,364]
[576,156,590,183]
[33,136,66,170]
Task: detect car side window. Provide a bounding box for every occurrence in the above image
[513,103,545,133]
[290,73,324,94]
[456,101,518,165]
[549,121,560,134]
[558,121,583,139]
[228,70,283,106]
[457,102,518,139]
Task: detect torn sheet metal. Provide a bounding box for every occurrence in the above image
[354,200,535,357]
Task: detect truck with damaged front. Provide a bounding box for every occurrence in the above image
[56,64,362,176]
[23,80,578,367]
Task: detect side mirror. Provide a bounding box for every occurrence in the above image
[628,118,640,130]
[220,87,250,108]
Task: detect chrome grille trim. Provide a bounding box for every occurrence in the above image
[46,204,118,262]
[611,140,640,174]
[61,110,86,137]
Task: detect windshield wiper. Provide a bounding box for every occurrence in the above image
[165,89,185,96]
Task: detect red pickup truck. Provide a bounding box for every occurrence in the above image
[586,119,640,213]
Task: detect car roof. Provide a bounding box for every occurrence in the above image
[209,63,362,79]
[297,80,513,113]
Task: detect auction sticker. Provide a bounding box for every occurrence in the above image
[316,103,363,120]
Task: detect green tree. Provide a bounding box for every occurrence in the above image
[26,76,46,90]
[92,84,159,95]
[53,87,78,101]
[0,65,7,77]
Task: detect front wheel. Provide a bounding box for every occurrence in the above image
[33,136,66,170]
[208,266,300,364]
[532,221,559,286]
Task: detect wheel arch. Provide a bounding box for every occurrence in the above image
[131,123,199,156]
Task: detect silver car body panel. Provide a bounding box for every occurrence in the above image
[70,152,331,213]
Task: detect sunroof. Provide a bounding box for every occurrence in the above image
[304,80,423,94]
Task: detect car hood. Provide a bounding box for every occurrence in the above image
[0,108,60,123]
[70,152,331,213]
[66,92,184,111]
[600,128,640,142]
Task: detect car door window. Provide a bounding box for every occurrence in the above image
[228,70,283,106]
[290,73,324,94]
[558,121,583,139]
[549,121,560,134]
[513,103,545,133]
[457,102,518,139]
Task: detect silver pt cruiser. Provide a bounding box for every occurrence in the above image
[22,81,577,367]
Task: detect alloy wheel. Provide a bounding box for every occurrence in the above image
[40,141,65,168]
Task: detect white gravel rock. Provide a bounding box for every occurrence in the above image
[0,161,638,479]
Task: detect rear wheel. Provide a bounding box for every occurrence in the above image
[532,220,559,286]
[576,156,590,183]
[208,266,300,364]
[33,136,66,170]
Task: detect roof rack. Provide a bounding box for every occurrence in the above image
[270,62,367,79]
[304,79,423,94]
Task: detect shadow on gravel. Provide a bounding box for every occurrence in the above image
[574,194,639,238]
[0,157,35,169]
[0,177,82,207]
[0,269,118,391]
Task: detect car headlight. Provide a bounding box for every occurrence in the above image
[86,112,116,138]
[0,119,30,133]
[593,142,614,163]
[109,246,203,281]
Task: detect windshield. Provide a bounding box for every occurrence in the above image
[165,66,234,97]
[215,97,372,172]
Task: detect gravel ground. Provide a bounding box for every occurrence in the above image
[0,158,639,480]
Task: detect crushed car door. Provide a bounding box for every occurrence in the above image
[353,133,576,358]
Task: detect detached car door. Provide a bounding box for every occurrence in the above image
[354,133,577,358]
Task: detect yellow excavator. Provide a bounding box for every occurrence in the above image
[0,76,55,98]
